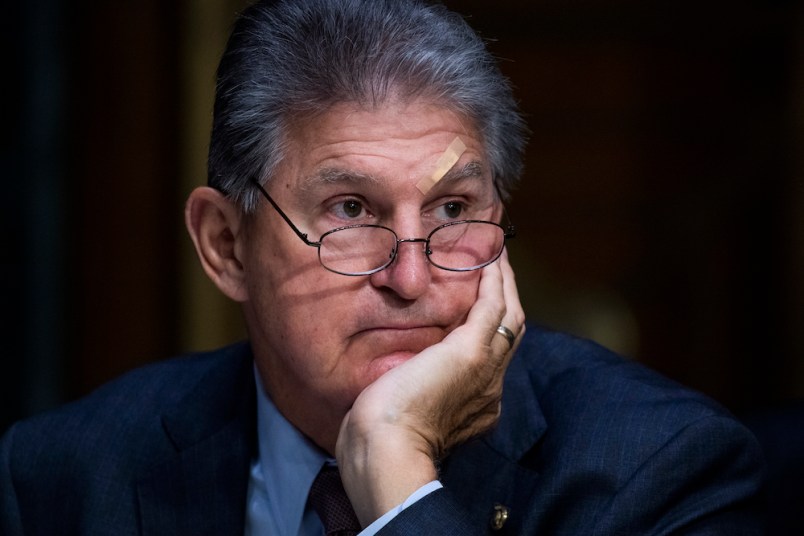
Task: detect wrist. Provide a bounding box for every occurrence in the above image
[336,413,438,526]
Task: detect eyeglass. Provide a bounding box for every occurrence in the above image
[250,178,516,276]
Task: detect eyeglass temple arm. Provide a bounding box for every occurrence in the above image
[501,203,516,240]
[495,184,517,240]
[249,178,321,247]
[504,224,516,240]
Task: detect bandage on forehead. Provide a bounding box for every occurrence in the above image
[416,136,466,194]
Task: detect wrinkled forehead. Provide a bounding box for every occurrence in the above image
[277,99,491,191]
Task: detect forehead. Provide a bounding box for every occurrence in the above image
[278,100,489,192]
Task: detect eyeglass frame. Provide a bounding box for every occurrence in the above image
[249,177,516,276]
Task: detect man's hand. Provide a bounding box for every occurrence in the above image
[335,250,525,526]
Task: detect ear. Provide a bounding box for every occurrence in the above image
[185,186,249,302]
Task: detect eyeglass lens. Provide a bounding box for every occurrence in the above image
[427,221,504,271]
[319,226,398,276]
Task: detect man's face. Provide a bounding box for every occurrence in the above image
[240,99,500,446]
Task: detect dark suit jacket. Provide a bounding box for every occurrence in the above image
[1,327,764,535]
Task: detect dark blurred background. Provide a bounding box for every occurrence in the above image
[2,0,802,437]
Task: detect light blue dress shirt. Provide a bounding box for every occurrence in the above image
[245,366,441,536]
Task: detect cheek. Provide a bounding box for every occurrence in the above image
[434,270,481,325]
[242,229,346,355]
[250,255,364,358]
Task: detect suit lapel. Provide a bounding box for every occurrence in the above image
[137,344,257,536]
[441,346,546,533]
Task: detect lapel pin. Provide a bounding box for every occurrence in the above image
[490,503,510,531]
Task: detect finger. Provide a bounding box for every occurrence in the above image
[499,248,525,327]
[495,249,526,359]
[473,260,516,361]
[459,257,506,342]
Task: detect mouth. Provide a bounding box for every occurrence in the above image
[353,325,445,358]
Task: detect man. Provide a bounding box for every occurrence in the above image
[1,0,763,534]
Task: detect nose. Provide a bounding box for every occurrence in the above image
[369,237,432,300]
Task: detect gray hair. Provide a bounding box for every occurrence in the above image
[208,0,527,211]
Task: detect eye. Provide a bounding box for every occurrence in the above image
[439,201,464,220]
[343,199,362,218]
[331,198,367,220]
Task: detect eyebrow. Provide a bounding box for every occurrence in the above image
[435,161,485,186]
[300,161,486,190]
[298,168,379,192]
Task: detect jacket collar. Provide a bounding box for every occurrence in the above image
[486,334,547,461]
[137,343,257,536]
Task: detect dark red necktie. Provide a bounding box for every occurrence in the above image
[308,465,362,536]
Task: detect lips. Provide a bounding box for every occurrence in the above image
[353,325,445,356]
